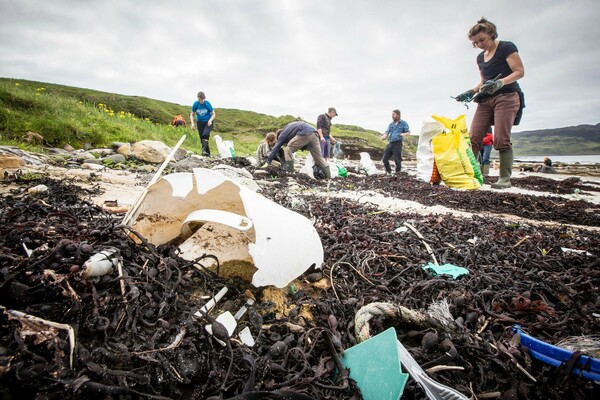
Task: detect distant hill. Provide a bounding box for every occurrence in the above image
[512,123,600,156]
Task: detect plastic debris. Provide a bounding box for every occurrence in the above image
[81,247,120,278]
[512,325,600,381]
[129,168,324,288]
[340,327,408,400]
[238,326,255,347]
[194,287,228,317]
[422,262,469,279]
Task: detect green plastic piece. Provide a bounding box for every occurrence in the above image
[340,327,408,400]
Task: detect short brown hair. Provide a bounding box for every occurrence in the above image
[468,17,498,45]
[392,109,401,117]
[197,91,206,99]
[265,132,276,144]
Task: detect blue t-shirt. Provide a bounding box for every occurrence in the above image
[385,120,410,142]
[192,100,214,122]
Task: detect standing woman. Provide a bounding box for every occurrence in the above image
[455,18,525,189]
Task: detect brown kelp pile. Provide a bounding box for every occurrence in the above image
[1,170,599,400]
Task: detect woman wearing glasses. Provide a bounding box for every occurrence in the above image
[455,18,525,189]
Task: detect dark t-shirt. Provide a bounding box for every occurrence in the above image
[316,114,332,136]
[477,40,521,94]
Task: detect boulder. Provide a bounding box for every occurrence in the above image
[172,155,210,172]
[111,141,128,150]
[130,140,171,164]
[0,155,25,169]
[116,143,131,157]
[106,154,127,164]
[174,147,188,161]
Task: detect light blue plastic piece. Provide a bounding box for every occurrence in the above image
[340,327,409,400]
[422,263,469,279]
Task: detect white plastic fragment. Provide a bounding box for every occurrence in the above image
[22,243,33,257]
[561,247,593,256]
[129,168,324,288]
[182,209,253,236]
[27,184,48,194]
[233,299,255,320]
[205,311,237,346]
[81,247,120,278]
[239,326,255,347]
[194,287,228,318]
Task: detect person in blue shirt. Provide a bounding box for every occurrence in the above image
[380,109,410,174]
[189,91,215,157]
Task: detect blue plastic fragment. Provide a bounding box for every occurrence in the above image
[422,263,469,279]
[512,325,600,381]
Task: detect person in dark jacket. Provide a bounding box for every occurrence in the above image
[316,107,338,162]
[454,17,525,189]
[537,157,557,174]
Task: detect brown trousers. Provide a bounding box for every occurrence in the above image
[285,131,328,168]
[469,92,520,157]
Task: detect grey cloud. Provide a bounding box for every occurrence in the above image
[1,0,598,133]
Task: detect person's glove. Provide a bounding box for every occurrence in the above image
[260,162,270,169]
[479,79,504,95]
[455,90,474,102]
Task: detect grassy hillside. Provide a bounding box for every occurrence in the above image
[0,78,395,157]
[512,124,600,156]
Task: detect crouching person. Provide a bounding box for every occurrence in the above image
[262,121,331,179]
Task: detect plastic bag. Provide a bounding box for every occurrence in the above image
[332,141,343,159]
[300,154,335,179]
[430,115,481,190]
[214,135,236,158]
[359,152,384,175]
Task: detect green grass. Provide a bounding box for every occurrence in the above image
[0,78,396,157]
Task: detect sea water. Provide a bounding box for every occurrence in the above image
[513,155,600,164]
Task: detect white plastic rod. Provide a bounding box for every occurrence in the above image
[122,134,186,226]
[195,286,228,317]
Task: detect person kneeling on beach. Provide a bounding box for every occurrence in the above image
[261,120,331,179]
[537,157,557,174]
[257,132,282,168]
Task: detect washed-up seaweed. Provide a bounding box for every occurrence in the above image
[286,172,600,227]
[1,171,599,400]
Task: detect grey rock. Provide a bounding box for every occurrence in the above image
[106,154,127,164]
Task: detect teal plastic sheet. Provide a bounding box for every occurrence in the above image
[422,263,469,279]
[340,327,408,400]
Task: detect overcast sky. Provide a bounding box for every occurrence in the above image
[1,0,599,134]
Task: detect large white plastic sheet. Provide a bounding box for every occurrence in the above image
[129,168,323,288]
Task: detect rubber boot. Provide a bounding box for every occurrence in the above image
[322,164,332,179]
[482,164,490,177]
[491,149,513,189]
[284,160,294,172]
